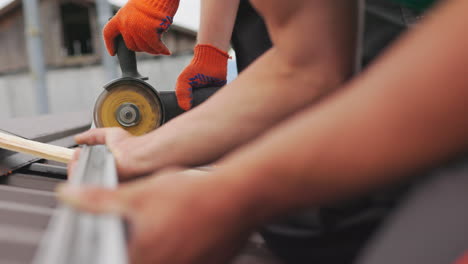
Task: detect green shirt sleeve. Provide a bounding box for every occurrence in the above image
[389,0,437,11]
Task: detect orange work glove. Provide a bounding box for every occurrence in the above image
[176,44,230,111]
[103,0,179,56]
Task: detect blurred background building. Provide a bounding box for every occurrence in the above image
[0,0,236,119]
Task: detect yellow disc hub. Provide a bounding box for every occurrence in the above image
[94,82,163,136]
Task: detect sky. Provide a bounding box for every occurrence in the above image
[0,0,11,9]
[0,0,200,31]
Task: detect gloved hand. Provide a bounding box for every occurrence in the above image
[103,0,179,56]
[176,44,230,111]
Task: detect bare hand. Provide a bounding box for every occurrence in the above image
[68,128,156,179]
[58,168,253,264]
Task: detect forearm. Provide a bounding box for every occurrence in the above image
[218,0,468,223]
[136,0,358,170]
[136,49,337,169]
[197,0,240,51]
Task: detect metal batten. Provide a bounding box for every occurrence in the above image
[32,146,128,264]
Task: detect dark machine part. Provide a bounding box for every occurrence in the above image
[159,88,219,122]
[93,36,220,135]
[231,0,272,73]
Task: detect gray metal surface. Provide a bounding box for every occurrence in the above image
[96,0,118,80]
[32,146,127,264]
[0,169,62,264]
[0,111,90,141]
[22,0,49,114]
[356,161,468,264]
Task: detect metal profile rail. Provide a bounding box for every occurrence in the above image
[32,145,128,264]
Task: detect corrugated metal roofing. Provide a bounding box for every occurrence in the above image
[0,112,281,264]
[0,112,89,264]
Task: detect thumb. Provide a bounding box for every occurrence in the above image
[103,19,120,56]
[175,70,194,111]
[66,148,81,178]
[147,37,171,56]
[74,128,123,146]
[158,41,171,56]
[56,184,128,215]
[74,129,107,145]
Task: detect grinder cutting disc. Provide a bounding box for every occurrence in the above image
[94,79,164,136]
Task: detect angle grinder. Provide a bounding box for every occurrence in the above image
[93,36,220,136]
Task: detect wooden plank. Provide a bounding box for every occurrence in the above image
[0,131,74,163]
[0,111,90,175]
[0,135,75,176]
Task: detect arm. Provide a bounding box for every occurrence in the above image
[213,0,468,221]
[175,0,239,110]
[62,2,468,264]
[118,0,359,172]
[197,0,240,50]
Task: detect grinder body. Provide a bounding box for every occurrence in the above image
[94,36,220,136]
